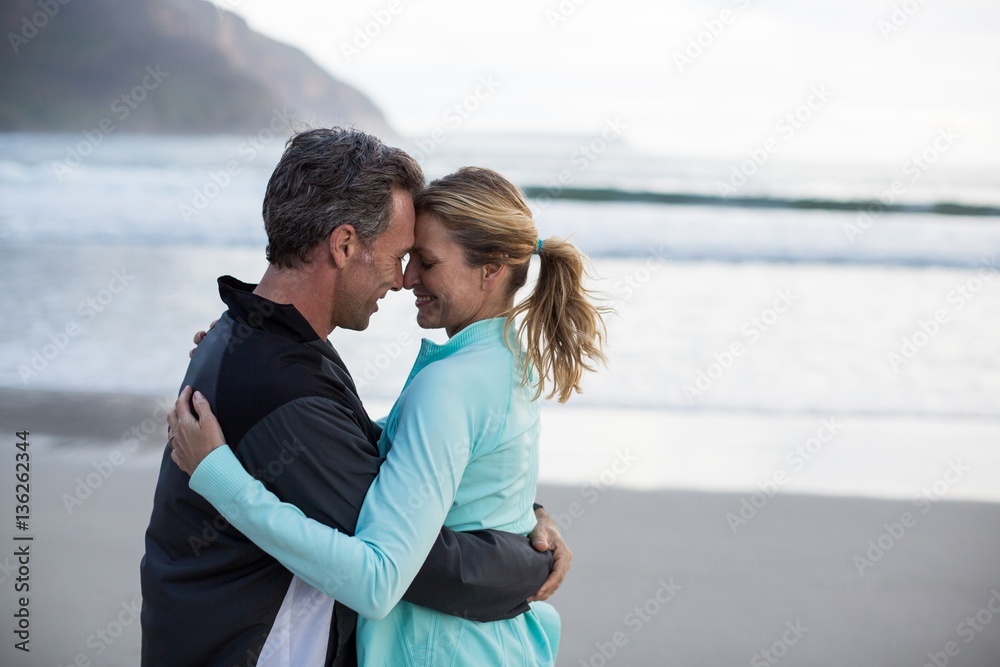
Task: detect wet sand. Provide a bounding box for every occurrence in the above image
[1,390,998,666]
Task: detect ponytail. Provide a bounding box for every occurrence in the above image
[508,237,611,403]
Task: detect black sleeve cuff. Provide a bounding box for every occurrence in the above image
[403,528,553,621]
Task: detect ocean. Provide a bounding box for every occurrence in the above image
[1,132,998,502]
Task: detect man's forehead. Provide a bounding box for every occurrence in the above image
[384,188,415,251]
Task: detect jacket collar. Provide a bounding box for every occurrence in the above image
[412,317,512,370]
[217,275,319,343]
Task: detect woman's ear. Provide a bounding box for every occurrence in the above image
[481,262,507,290]
[328,224,358,268]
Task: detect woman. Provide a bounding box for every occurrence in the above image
[169,167,609,665]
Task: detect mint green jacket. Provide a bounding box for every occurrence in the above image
[189,317,559,665]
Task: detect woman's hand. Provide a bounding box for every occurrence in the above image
[189,319,219,358]
[167,385,227,476]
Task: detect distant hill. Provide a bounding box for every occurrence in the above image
[0,0,391,135]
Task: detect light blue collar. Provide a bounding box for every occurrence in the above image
[413,317,511,370]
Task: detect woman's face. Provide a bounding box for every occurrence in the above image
[403,213,496,337]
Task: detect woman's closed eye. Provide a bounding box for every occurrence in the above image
[409,253,434,270]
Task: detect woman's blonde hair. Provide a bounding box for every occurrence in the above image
[414,167,610,403]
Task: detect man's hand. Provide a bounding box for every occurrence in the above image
[527,505,572,601]
[167,385,227,475]
[189,319,219,358]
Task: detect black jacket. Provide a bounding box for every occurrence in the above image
[140,276,551,667]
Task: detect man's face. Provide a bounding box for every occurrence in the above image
[337,188,415,331]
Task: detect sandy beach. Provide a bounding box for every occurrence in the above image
[1,389,999,667]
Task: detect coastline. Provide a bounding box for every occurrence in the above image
[1,389,998,665]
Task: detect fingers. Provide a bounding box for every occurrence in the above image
[530,524,572,602]
[191,390,210,419]
[167,386,222,477]
[169,386,196,454]
[528,521,551,552]
[526,507,572,599]
[528,505,554,552]
[190,331,207,358]
[530,571,561,602]
[174,386,195,421]
[190,391,225,444]
[553,543,573,577]
[530,536,550,552]
[530,545,572,601]
[166,401,178,438]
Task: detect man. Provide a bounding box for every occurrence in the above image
[140,128,569,666]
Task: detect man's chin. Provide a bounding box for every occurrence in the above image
[341,313,373,332]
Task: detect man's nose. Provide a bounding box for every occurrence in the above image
[389,261,406,292]
[403,259,419,290]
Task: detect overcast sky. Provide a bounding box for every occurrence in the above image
[217,0,999,168]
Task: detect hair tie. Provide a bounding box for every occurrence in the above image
[534,238,543,255]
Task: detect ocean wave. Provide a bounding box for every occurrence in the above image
[2,220,997,270]
[522,185,1000,218]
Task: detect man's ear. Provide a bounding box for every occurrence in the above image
[328,224,358,268]
[481,262,507,290]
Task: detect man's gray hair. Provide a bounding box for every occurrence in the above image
[262,127,424,268]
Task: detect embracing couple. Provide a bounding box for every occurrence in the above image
[139,127,608,666]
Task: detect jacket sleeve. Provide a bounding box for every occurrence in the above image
[232,395,383,535]
[191,369,550,621]
[403,527,552,621]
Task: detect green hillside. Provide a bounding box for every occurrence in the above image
[0,0,390,135]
